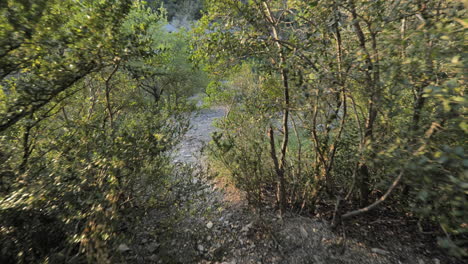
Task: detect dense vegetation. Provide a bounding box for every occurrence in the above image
[0,0,205,262]
[0,0,466,263]
[193,0,467,258]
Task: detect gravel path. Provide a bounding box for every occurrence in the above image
[173,106,225,164]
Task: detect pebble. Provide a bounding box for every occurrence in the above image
[300,225,308,238]
[241,222,253,233]
[149,254,158,262]
[371,248,389,255]
[207,221,214,229]
[117,244,130,253]
[198,244,204,252]
[147,242,160,253]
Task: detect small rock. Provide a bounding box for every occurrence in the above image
[149,254,158,262]
[141,238,148,244]
[418,259,425,264]
[300,225,308,238]
[241,222,253,233]
[147,242,160,253]
[117,244,130,253]
[433,258,440,264]
[207,221,214,229]
[197,244,204,252]
[371,248,389,255]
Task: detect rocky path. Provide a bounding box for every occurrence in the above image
[125,102,445,264]
[173,105,225,164]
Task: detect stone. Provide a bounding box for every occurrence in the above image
[147,242,160,253]
[197,244,204,252]
[207,221,214,229]
[241,222,253,233]
[300,225,308,238]
[371,248,389,255]
[149,254,158,262]
[117,244,130,253]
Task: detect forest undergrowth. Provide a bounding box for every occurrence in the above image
[0,0,466,263]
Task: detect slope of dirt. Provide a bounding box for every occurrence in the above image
[123,101,458,264]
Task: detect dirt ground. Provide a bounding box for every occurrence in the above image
[123,101,461,264]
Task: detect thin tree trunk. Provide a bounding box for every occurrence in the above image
[350,1,380,206]
[263,1,289,215]
[19,112,35,174]
[268,126,286,214]
[104,63,120,129]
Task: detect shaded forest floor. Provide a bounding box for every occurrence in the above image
[123,100,460,264]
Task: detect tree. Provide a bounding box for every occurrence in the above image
[0,0,133,132]
[0,1,193,262]
[195,0,467,256]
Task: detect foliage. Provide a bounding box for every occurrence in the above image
[0,0,197,263]
[194,0,467,257]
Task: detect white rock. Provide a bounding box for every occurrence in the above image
[197,244,204,251]
[206,221,214,229]
[300,225,308,238]
[371,248,389,255]
[117,244,130,253]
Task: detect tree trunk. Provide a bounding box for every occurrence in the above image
[263,1,290,215]
[350,1,380,206]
